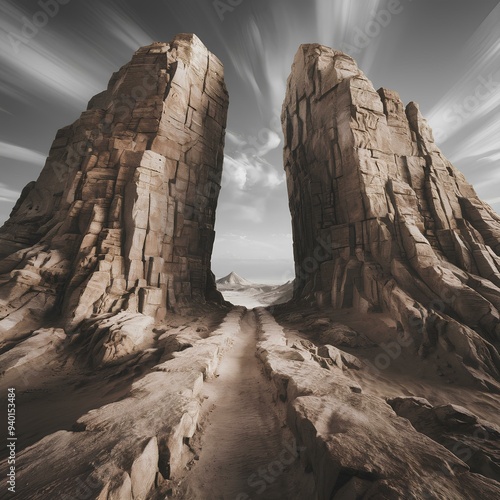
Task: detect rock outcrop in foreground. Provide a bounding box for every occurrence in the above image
[1,38,500,500]
[0,34,228,341]
[257,308,500,499]
[282,44,500,390]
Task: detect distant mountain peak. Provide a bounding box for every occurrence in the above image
[216,272,252,286]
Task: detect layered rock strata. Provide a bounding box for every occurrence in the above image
[255,308,500,499]
[282,44,500,389]
[388,396,500,483]
[0,34,228,339]
[0,309,244,499]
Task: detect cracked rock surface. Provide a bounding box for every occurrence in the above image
[282,43,500,390]
[1,37,500,500]
[0,34,228,341]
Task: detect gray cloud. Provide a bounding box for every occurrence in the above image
[0,183,20,203]
[223,153,284,191]
[0,141,47,164]
[0,0,498,282]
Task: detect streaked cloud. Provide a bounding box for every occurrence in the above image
[0,0,154,108]
[315,0,383,57]
[85,3,153,53]
[0,3,101,105]
[0,141,46,164]
[255,130,281,156]
[0,183,20,203]
[450,115,500,164]
[226,129,281,157]
[428,3,500,160]
[226,130,247,148]
[222,0,388,121]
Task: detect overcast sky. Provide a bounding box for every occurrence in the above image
[1,0,499,282]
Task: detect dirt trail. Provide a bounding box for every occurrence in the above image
[178,309,314,500]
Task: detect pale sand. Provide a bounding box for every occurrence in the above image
[174,310,315,499]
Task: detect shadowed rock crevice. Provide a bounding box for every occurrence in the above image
[282,43,500,390]
[1,35,500,500]
[0,34,228,339]
[388,396,500,483]
[255,308,500,499]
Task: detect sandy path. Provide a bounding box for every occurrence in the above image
[178,309,313,500]
[0,308,227,462]
[220,290,267,309]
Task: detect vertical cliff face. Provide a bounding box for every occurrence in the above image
[282,44,500,388]
[0,34,228,335]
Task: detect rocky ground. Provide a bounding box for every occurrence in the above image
[1,35,500,499]
[2,301,499,499]
[0,305,227,463]
[173,310,313,499]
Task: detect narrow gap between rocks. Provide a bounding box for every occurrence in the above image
[174,309,315,499]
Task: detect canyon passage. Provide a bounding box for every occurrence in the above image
[0,35,500,499]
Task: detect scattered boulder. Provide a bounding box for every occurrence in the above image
[318,323,375,348]
[130,437,159,499]
[77,312,155,367]
[0,328,66,388]
[0,309,244,498]
[317,344,363,370]
[256,308,500,499]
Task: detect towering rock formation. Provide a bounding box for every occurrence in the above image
[1,38,500,500]
[282,44,500,389]
[0,34,228,339]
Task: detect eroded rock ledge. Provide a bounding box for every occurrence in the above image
[0,34,228,340]
[0,309,244,499]
[255,308,500,499]
[282,44,500,390]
